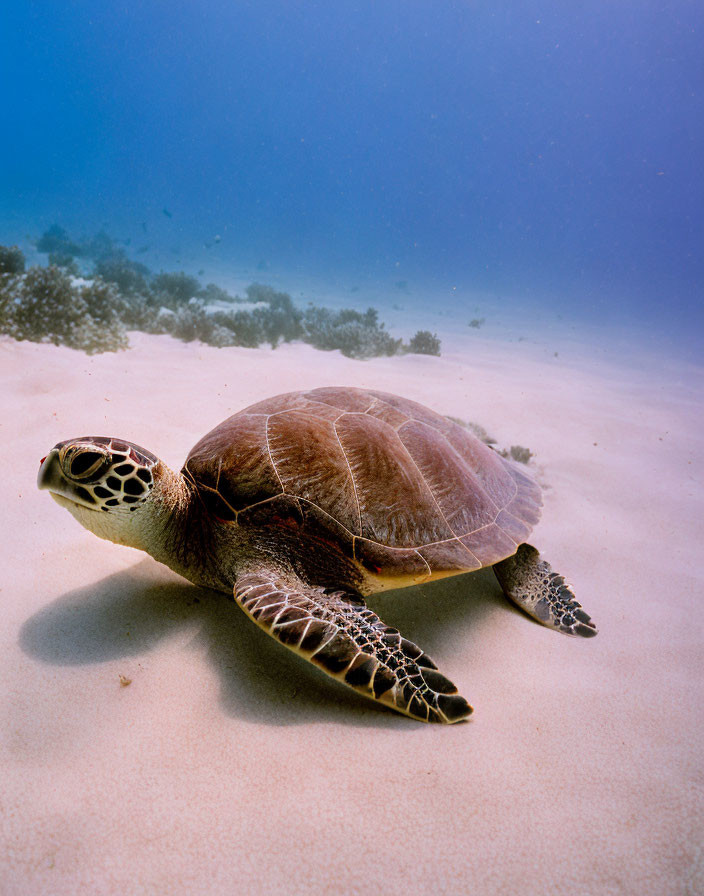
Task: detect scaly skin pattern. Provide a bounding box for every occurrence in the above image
[493,544,597,637]
[235,569,471,723]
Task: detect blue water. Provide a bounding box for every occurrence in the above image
[2,1,702,352]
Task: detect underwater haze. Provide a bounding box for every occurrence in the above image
[2,0,702,352]
[4,6,704,891]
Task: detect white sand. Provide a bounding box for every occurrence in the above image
[1,325,702,895]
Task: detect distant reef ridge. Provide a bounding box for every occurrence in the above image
[0,229,440,359]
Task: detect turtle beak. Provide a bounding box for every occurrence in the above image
[37,446,103,512]
[37,449,61,491]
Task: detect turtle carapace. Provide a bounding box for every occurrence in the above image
[38,387,597,723]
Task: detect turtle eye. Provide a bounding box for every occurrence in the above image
[66,449,109,481]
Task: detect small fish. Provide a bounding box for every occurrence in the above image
[162,208,173,218]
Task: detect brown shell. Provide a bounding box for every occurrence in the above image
[185,387,542,580]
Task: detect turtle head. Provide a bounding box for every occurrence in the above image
[38,437,161,547]
[38,435,219,589]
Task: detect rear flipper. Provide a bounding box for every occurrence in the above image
[493,544,597,637]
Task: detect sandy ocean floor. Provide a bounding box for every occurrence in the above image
[1,319,702,895]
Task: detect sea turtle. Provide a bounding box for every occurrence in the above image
[37,387,596,723]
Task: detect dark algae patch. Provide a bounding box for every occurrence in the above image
[0,230,441,360]
[302,305,401,359]
[0,245,26,275]
[499,445,534,464]
[407,330,441,356]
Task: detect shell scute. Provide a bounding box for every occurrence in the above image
[186,414,281,512]
[354,538,430,580]
[365,390,456,435]
[416,539,481,573]
[444,427,517,510]
[267,410,360,534]
[459,525,519,568]
[397,419,500,536]
[336,413,452,546]
[495,508,532,545]
[303,387,373,413]
[363,399,408,429]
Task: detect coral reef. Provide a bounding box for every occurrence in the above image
[199,282,237,305]
[303,306,402,359]
[246,284,303,347]
[151,272,201,309]
[93,252,151,295]
[2,229,442,360]
[0,265,127,353]
[47,253,81,275]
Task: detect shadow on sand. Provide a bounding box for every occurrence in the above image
[19,559,511,728]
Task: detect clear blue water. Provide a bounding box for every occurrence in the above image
[2,1,702,354]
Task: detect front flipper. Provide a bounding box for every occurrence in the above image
[235,569,472,723]
[493,543,597,637]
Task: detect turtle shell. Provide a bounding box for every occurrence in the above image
[185,387,542,583]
